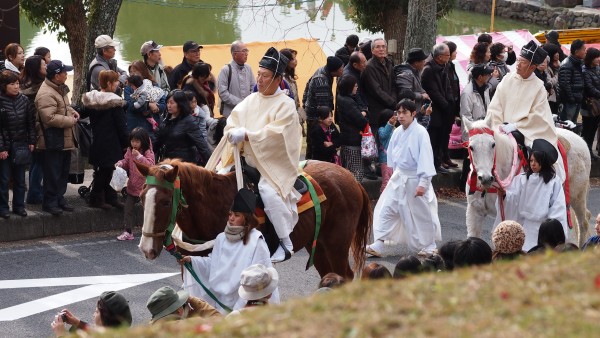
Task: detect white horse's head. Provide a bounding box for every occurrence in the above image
[463,118,496,188]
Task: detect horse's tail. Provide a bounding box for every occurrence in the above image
[351,184,372,275]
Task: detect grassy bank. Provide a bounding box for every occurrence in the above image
[93,249,600,337]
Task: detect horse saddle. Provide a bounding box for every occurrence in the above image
[235,157,310,256]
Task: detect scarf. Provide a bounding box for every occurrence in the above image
[4,60,19,73]
[224,223,246,242]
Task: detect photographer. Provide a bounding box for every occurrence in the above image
[50,291,132,336]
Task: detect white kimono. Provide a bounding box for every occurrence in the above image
[485,71,565,181]
[494,172,568,251]
[373,121,441,252]
[183,229,280,314]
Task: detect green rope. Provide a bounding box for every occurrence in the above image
[299,175,322,270]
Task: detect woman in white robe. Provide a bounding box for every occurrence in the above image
[494,139,568,251]
[180,188,280,314]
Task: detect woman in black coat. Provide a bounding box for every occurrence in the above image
[0,70,36,218]
[155,90,211,165]
[581,47,600,161]
[82,70,128,209]
[336,75,368,182]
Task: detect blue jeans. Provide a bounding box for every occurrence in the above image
[560,102,581,123]
[0,158,27,213]
[26,151,44,204]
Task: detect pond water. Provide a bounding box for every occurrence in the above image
[19,0,548,67]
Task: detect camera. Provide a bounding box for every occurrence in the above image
[60,311,67,322]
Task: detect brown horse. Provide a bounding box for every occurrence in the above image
[136,159,372,279]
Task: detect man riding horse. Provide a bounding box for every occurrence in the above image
[216,47,302,263]
[484,40,566,181]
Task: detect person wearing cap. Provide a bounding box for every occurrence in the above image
[228,264,279,316]
[141,40,170,91]
[491,220,526,261]
[494,138,568,251]
[169,40,204,90]
[421,43,455,174]
[87,35,127,93]
[34,60,79,216]
[214,47,302,263]
[146,286,221,324]
[394,48,429,112]
[335,34,359,66]
[180,188,279,313]
[361,38,396,134]
[558,39,587,125]
[217,41,256,118]
[51,291,132,336]
[302,55,344,159]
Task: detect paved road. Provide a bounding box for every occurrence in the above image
[1,188,598,337]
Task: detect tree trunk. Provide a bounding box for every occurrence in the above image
[75,0,123,105]
[403,0,437,60]
[381,7,407,65]
[60,0,87,106]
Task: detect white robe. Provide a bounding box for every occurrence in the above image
[182,229,280,314]
[373,121,441,252]
[494,172,568,251]
[216,89,302,238]
[485,71,565,181]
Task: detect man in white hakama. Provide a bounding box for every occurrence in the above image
[485,40,566,181]
[367,100,441,257]
[214,47,302,262]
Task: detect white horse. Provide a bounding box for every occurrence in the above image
[463,118,592,247]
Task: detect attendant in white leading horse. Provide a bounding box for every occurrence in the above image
[366,99,441,257]
[495,139,568,251]
[463,118,591,247]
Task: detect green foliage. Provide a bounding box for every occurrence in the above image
[348,0,455,33]
[20,0,90,42]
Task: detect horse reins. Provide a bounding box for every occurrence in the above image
[144,174,233,313]
[464,127,527,221]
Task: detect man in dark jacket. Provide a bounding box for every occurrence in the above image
[335,34,359,66]
[168,41,203,90]
[88,35,128,93]
[361,38,396,133]
[421,43,455,173]
[342,51,368,113]
[558,39,586,125]
[302,56,344,159]
[395,48,429,110]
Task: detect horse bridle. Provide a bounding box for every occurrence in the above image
[143,175,187,252]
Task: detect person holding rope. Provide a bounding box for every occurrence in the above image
[213,47,302,263]
[179,188,279,314]
[494,139,567,251]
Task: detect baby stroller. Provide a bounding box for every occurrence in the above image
[78,172,128,204]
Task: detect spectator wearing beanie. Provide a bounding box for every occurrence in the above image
[492,220,526,261]
[302,56,344,159]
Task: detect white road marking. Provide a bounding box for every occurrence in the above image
[0,273,178,321]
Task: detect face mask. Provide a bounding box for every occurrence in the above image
[501,52,508,61]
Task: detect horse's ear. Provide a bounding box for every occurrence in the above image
[135,161,150,177]
[462,117,473,132]
[165,165,179,182]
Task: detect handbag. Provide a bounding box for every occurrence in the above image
[587,97,600,117]
[360,124,378,160]
[10,141,32,166]
[77,119,93,157]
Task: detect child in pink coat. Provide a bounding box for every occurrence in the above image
[115,127,155,241]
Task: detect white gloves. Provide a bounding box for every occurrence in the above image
[562,120,576,129]
[500,123,517,134]
[227,127,247,145]
[552,114,559,122]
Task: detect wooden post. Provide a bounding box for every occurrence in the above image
[490,0,497,32]
[0,0,20,60]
